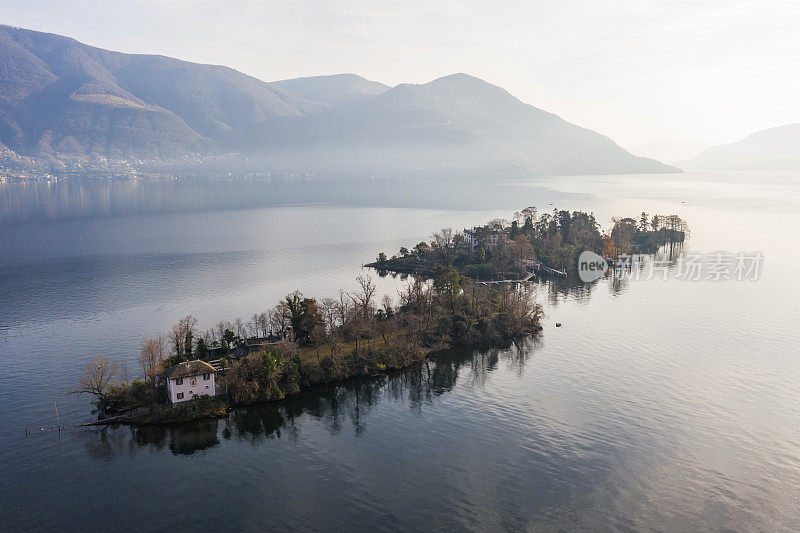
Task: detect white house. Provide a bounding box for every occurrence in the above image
[463,227,508,250]
[164,360,217,404]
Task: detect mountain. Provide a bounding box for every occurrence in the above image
[257,73,675,174]
[629,138,718,166]
[270,74,389,106]
[0,24,676,176]
[679,124,800,170]
[0,25,324,158]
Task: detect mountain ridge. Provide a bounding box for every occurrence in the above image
[270,73,389,106]
[679,123,800,170]
[0,24,677,176]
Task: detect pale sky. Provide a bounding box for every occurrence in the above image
[3,0,799,146]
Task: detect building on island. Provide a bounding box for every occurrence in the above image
[463,227,509,250]
[164,360,217,404]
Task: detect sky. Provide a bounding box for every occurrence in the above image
[3,0,799,147]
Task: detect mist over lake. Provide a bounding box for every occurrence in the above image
[2,171,798,531]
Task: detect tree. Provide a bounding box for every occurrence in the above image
[320,296,344,366]
[222,329,237,349]
[399,246,410,257]
[610,217,638,254]
[284,291,304,339]
[431,227,456,265]
[234,317,246,341]
[349,274,376,321]
[281,291,324,344]
[73,356,119,400]
[521,206,538,227]
[348,274,377,355]
[556,210,572,241]
[139,335,165,382]
[651,215,660,231]
[639,212,650,232]
[487,218,507,230]
[269,301,291,339]
[184,329,193,359]
[171,323,184,360]
[252,312,269,338]
[170,315,198,360]
[196,337,209,359]
[381,294,394,319]
[602,234,618,259]
[522,216,534,233]
[226,343,302,405]
[433,266,462,311]
[376,252,388,265]
[320,298,339,332]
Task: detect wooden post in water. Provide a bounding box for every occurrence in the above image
[54,400,61,432]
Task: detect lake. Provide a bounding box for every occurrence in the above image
[1,172,799,531]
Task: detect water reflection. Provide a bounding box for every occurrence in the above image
[81,338,541,456]
[0,176,574,223]
[85,419,222,458]
[530,244,686,301]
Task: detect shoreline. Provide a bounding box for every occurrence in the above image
[96,337,538,427]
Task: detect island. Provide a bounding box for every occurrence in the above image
[74,207,687,425]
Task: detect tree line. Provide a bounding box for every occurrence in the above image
[75,271,543,421]
[373,207,689,279]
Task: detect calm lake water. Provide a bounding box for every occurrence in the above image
[1,172,799,531]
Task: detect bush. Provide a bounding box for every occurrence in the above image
[462,263,497,280]
[99,379,158,414]
[225,345,303,405]
[132,395,228,424]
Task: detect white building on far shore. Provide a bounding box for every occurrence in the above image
[463,227,509,250]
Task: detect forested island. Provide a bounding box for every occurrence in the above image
[75,206,686,425]
[77,272,542,425]
[370,207,688,280]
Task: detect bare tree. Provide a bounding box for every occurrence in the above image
[250,312,269,338]
[349,274,376,321]
[234,317,246,342]
[73,356,119,399]
[320,298,339,333]
[268,302,291,339]
[431,227,456,265]
[319,296,343,366]
[336,290,350,327]
[521,206,538,225]
[345,275,376,355]
[214,320,231,343]
[257,312,270,337]
[246,316,258,338]
[139,335,165,382]
[487,218,508,230]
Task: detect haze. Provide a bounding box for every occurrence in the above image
[3,0,800,148]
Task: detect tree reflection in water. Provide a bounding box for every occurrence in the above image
[81,337,542,458]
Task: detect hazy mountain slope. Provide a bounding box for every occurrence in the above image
[629,138,718,165]
[270,74,389,106]
[259,74,676,175]
[679,124,800,170]
[108,57,326,148]
[0,25,324,157]
[0,25,677,176]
